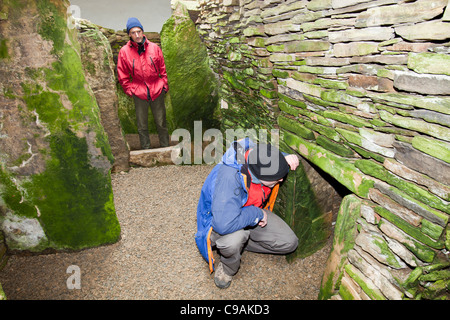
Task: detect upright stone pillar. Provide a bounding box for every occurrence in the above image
[0,0,120,251]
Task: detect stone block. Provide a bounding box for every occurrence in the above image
[407,52,450,76]
[370,92,450,115]
[379,218,436,263]
[383,158,450,201]
[129,145,182,167]
[355,0,447,27]
[393,71,450,95]
[337,127,395,157]
[380,110,450,142]
[286,78,324,97]
[307,0,333,11]
[393,141,450,187]
[285,40,330,52]
[319,194,362,300]
[395,20,450,41]
[264,20,300,35]
[333,42,379,57]
[412,136,450,164]
[328,27,394,43]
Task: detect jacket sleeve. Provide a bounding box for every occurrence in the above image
[211,166,264,235]
[117,49,133,96]
[157,46,169,92]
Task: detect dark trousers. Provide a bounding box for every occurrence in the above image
[133,92,169,149]
[211,210,298,276]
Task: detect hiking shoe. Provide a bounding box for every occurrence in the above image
[214,262,232,289]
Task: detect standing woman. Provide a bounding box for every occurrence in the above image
[117,17,169,149]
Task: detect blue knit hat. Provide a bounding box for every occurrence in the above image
[126,17,144,34]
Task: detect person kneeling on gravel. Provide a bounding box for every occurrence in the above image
[195,138,299,289]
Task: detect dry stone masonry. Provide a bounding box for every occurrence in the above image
[193,0,450,300]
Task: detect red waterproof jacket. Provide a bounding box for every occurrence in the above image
[117,37,168,101]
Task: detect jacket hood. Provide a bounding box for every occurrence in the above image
[221,138,255,169]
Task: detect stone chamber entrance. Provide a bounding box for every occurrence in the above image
[1,0,449,302]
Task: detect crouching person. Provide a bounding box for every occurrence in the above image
[195,138,299,289]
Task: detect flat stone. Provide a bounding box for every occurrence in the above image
[286,78,324,97]
[333,42,379,57]
[307,0,332,11]
[393,141,450,187]
[332,0,372,9]
[369,188,422,227]
[383,158,450,201]
[356,0,447,27]
[129,146,181,167]
[395,20,450,41]
[350,54,408,65]
[264,20,300,35]
[375,181,449,228]
[329,27,394,43]
[408,52,450,76]
[337,128,395,157]
[379,110,450,142]
[301,17,356,32]
[359,128,395,148]
[348,248,405,300]
[348,74,394,92]
[355,230,407,269]
[379,217,436,263]
[393,71,450,95]
[412,135,450,164]
[369,92,450,115]
[285,40,330,52]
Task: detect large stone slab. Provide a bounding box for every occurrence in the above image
[333,42,379,57]
[393,141,450,186]
[395,20,450,41]
[393,71,450,95]
[129,146,181,167]
[356,0,447,27]
[328,27,394,43]
[0,0,121,251]
[407,52,450,76]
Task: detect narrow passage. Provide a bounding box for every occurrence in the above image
[0,165,331,300]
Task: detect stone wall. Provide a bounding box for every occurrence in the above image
[194,0,450,300]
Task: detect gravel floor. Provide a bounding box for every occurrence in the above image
[0,165,332,300]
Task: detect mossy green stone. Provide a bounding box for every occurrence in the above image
[316,135,355,157]
[161,5,220,132]
[374,206,444,250]
[274,156,331,261]
[408,52,450,76]
[318,194,362,300]
[278,116,315,140]
[355,159,450,215]
[412,136,450,164]
[0,0,121,251]
[283,131,373,197]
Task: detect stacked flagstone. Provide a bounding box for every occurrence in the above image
[195,0,449,300]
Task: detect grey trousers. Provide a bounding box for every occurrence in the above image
[211,210,298,276]
[133,92,169,149]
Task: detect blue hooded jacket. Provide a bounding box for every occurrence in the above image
[195,138,276,273]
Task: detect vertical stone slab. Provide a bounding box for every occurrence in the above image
[77,19,130,173]
[319,194,362,299]
[0,0,120,251]
[274,155,341,261]
[160,2,220,133]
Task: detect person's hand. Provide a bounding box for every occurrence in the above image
[258,209,268,227]
[285,154,299,170]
